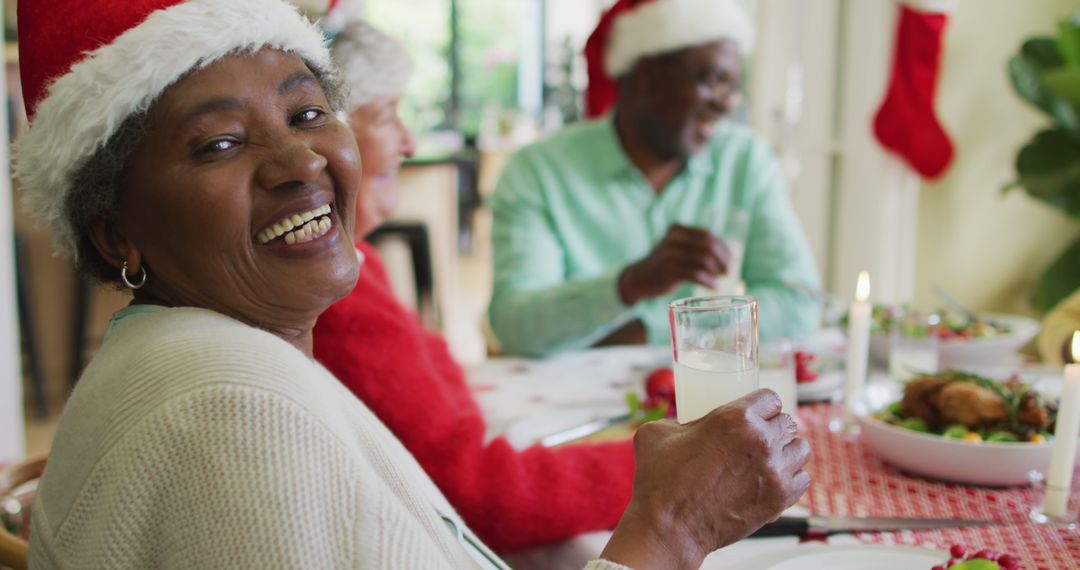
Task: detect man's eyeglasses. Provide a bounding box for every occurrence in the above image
[668,62,741,101]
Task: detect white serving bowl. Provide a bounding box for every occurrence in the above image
[850,381,1072,487]
[868,313,1039,369]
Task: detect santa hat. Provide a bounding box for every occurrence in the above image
[583,0,754,119]
[16,0,331,258]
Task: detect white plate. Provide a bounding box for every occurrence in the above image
[503,405,627,449]
[738,544,946,569]
[851,380,1075,486]
[869,313,1039,369]
[796,370,843,402]
[793,333,846,403]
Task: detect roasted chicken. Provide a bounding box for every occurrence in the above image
[900,373,1047,431]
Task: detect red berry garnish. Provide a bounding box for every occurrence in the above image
[645,368,676,405]
[997,554,1018,569]
[972,549,994,561]
[794,351,818,383]
[949,545,966,559]
[931,566,945,570]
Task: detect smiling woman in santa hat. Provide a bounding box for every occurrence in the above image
[16,1,807,568]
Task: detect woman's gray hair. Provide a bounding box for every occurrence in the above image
[67,59,345,286]
[330,20,414,110]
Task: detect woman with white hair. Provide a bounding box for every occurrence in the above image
[316,21,637,552]
[327,20,419,233]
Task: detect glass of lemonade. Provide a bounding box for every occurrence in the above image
[759,338,797,416]
[669,296,759,424]
[889,310,940,381]
[693,210,749,298]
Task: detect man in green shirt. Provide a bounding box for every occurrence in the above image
[488,0,821,357]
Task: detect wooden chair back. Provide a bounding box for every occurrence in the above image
[0,454,47,570]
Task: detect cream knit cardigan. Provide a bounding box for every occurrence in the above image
[29,308,629,569]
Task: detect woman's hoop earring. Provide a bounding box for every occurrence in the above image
[121,261,148,290]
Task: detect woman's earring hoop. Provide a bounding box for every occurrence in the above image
[121,261,148,290]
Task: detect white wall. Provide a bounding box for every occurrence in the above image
[914,0,1079,316]
[749,0,839,283]
[829,0,926,304]
[544,0,606,53]
[754,0,920,303]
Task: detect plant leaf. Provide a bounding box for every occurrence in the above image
[625,392,641,416]
[1014,127,1080,220]
[640,402,668,423]
[947,558,1001,570]
[1033,236,1080,313]
[1001,180,1024,194]
[1058,17,1080,68]
[1042,68,1080,107]
[1022,37,1065,69]
[1009,55,1080,131]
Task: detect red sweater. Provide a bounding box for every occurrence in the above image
[313,241,635,551]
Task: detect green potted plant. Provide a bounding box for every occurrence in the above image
[1007,10,1080,313]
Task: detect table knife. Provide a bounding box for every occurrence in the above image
[539,413,632,447]
[751,515,999,537]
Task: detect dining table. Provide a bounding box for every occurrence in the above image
[466,338,1080,570]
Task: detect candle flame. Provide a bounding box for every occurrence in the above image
[855,271,870,302]
[1072,331,1080,364]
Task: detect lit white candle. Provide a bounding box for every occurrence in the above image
[843,271,872,426]
[1044,331,1080,518]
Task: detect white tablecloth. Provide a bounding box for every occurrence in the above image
[468,345,670,448]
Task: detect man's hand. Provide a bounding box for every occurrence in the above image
[594,320,647,347]
[599,390,811,570]
[617,224,730,306]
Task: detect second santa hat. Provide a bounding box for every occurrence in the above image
[584,0,755,118]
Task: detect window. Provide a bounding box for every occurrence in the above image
[367,0,453,134]
[368,0,538,137]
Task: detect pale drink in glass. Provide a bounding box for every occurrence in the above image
[669,296,759,424]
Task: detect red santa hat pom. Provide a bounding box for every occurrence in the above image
[583,0,754,119]
[16,0,331,258]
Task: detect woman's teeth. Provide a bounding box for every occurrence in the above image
[256,204,333,245]
[284,216,332,245]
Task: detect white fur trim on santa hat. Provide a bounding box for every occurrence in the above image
[605,0,755,79]
[898,0,957,14]
[15,0,330,258]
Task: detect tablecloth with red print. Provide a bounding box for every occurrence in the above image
[800,403,1080,570]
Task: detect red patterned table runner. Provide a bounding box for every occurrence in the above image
[800,403,1080,569]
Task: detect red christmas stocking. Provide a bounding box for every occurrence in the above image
[873,1,955,179]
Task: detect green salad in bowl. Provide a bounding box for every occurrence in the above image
[845,305,1014,340]
[841,304,1040,371]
